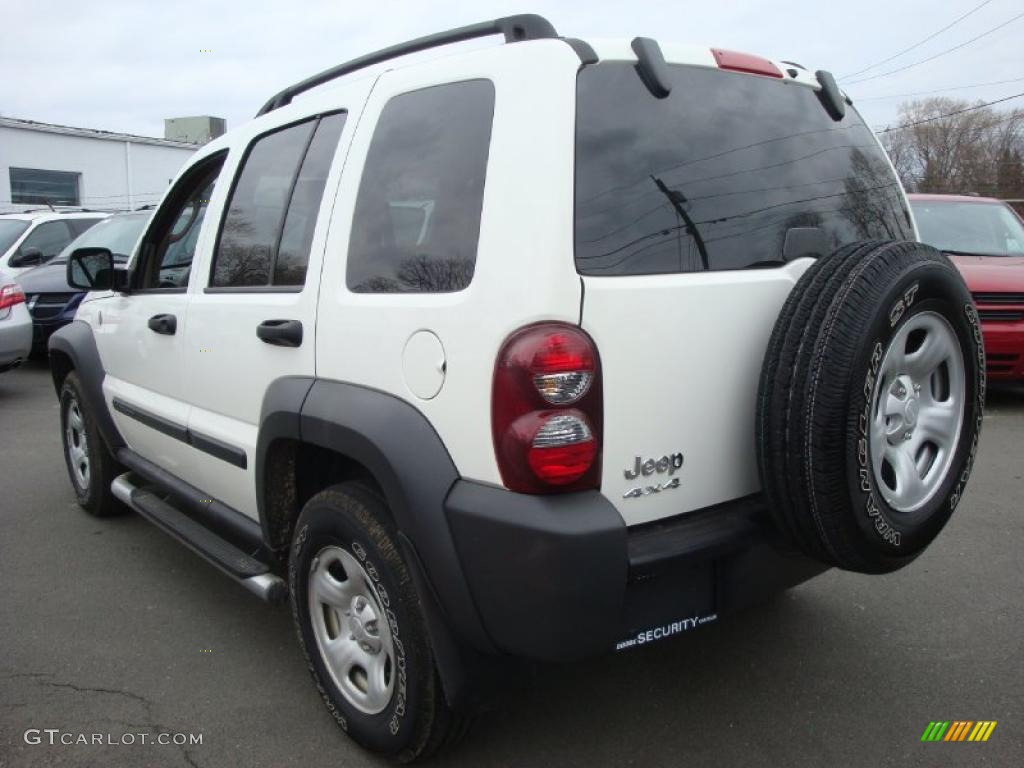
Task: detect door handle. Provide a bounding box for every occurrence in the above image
[257,319,303,347]
[148,313,177,335]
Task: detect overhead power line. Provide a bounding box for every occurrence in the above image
[840,0,995,79]
[858,76,1024,101]
[844,10,1024,85]
[876,91,1024,132]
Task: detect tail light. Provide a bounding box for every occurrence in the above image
[0,284,26,310]
[492,323,602,493]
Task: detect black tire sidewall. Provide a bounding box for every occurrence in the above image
[289,489,426,757]
[844,261,984,558]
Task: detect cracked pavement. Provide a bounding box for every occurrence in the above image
[1,360,1022,767]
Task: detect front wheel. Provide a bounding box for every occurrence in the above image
[60,371,124,517]
[289,483,463,761]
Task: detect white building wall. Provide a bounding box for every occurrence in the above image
[0,124,196,213]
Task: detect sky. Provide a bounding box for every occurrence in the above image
[1,0,1022,139]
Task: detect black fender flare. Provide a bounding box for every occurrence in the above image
[256,377,498,706]
[48,320,124,452]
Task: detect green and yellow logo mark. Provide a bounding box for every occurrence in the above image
[921,721,997,742]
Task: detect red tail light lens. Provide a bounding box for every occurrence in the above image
[0,284,26,310]
[711,48,783,78]
[492,323,602,493]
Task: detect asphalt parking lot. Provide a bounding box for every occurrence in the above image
[1,359,1021,768]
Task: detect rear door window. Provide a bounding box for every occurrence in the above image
[346,80,495,293]
[574,63,913,276]
[211,112,347,289]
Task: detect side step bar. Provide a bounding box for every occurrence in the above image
[112,473,286,604]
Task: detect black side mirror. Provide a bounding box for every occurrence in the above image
[68,247,118,291]
[9,247,45,268]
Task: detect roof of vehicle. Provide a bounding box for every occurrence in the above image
[250,15,830,120]
[907,194,1005,204]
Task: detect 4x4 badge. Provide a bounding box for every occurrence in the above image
[623,477,681,499]
[622,452,684,499]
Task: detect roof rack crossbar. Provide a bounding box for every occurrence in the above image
[256,14,558,117]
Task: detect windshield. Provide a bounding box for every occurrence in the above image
[574,63,913,275]
[910,200,1024,257]
[52,212,151,264]
[0,219,31,256]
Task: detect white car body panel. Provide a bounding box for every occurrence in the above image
[316,40,584,488]
[177,73,377,519]
[581,259,814,526]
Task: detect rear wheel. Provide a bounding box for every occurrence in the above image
[289,483,463,761]
[757,241,985,573]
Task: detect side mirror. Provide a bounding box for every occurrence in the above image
[68,247,119,291]
[9,247,45,268]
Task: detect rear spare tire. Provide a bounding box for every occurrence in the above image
[757,241,984,573]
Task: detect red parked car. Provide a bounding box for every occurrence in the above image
[909,194,1024,382]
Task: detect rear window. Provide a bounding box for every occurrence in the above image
[574,63,913,276]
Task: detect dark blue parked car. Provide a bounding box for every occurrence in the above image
[19,211,152,353]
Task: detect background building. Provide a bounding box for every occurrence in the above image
[0,116,223,213]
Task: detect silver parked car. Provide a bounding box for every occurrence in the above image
[0,283,32,373]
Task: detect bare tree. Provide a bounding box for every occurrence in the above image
[879,97,1023,198]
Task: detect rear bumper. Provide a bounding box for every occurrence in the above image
[981,323,1024,380]
[445,481,826,661]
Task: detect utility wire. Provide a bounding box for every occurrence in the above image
[875,91,1024,132]
[858,76,1024,101]
[844,10,1024,85]
[840,0,995,79]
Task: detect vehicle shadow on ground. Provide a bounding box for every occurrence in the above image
[985,381,1024,409]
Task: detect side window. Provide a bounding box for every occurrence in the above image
[16,221,74,261]
[135,153,225,290]
[346,80,495,293]
[210,112,347,289]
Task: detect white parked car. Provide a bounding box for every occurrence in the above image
[0,210,107,282]
[47,15,984,761]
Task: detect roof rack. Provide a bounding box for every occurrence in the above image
[256,13,559,116]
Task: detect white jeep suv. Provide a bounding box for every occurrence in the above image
[48,15,985,761]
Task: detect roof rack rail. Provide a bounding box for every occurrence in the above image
[256,13,559,117]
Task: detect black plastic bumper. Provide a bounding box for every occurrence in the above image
[445,482,827,661]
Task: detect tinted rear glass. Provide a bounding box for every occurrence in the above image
[574,63,913,276]
[346,80,495,293]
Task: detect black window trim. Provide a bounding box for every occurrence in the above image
[132,149,228,293]
[205,109,347,294]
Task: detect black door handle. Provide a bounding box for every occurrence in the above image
[148,314,177,335]
[257,319,303,347]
